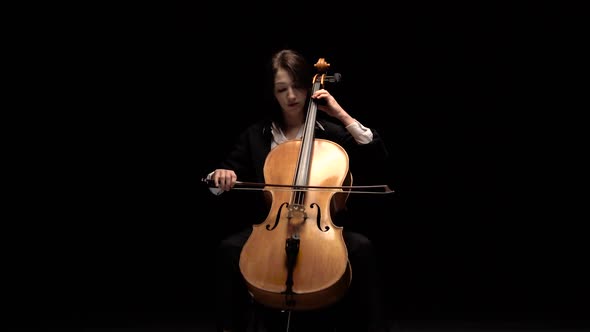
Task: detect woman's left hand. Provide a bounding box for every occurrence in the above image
[312,89,354,126]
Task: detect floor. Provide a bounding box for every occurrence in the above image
[39,319,589,332]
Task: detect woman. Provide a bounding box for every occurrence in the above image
[209,49,390,332]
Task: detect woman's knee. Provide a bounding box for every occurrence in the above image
[345,231,374,256]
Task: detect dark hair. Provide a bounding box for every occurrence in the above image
[267,49,313,126]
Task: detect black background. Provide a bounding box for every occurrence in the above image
[10,1,587,330]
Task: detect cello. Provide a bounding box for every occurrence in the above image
[238,58,353,311]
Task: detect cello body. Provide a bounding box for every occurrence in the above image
[239,138,352,310]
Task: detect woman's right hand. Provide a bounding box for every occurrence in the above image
[211,169,237,192]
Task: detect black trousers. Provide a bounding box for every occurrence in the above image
[215,226,386,332]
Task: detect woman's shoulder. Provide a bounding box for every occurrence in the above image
[237,118,273,139]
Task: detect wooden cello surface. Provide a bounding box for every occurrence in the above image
[239,58,351,311]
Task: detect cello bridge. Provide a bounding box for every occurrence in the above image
[287,204,307,226]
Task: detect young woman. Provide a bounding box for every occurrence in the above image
[208,49,390,332]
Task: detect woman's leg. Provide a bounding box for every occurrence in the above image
[338,231,387,332]
[215,227,252,332]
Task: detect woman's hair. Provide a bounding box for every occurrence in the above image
[271,49,313,90]
[267,49,313,126]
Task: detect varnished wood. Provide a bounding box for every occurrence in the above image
[239,139,352,310]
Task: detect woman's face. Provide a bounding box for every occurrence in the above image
[273,68,308,116]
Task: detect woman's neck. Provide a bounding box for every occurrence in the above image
[279,114,305,140]
[282,113,304,130]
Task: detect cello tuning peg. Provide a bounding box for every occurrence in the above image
[327,73,341,83]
